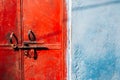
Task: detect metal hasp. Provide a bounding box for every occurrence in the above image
[9,30,60,60]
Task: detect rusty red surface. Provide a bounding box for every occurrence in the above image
[0,0,67,80]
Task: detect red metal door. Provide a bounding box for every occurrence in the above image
[22,0,67,80]
[0,0,22,80]
[0,0,67,80]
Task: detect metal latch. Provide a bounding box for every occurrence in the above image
[9,30,60,60]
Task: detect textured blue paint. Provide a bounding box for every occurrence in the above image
[72,0,120,80]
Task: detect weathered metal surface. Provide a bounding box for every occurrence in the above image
[0,0,67,79]
[22,0,67,80]
[72,0,120,80]
[0,49,21,80]
[0,0,21,80]
[0,0,20,44]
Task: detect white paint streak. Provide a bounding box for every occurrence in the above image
[66,0,72,80]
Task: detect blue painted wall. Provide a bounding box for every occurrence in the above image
[72,0,120,80]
